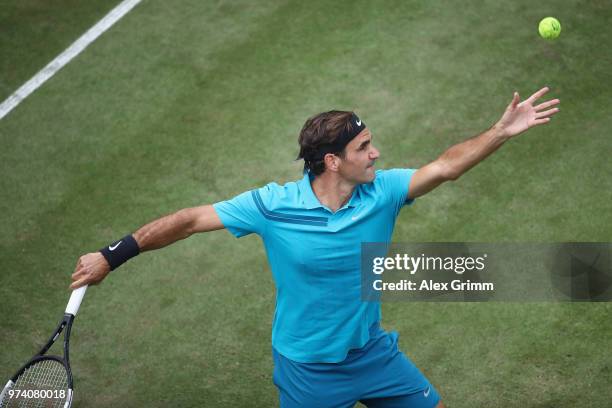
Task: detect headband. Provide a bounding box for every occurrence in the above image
[308,113,366,161]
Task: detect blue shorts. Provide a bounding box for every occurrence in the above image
[272,323,441,408]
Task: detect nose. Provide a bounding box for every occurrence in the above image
[370,146,380,160]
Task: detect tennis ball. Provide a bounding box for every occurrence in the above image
[539,17,561,40]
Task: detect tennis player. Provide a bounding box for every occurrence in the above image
[71,87,559,407]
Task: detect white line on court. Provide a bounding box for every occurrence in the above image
[0,0,142,121]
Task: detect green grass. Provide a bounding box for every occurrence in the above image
[0,0,118,101]
[1,0,611,407]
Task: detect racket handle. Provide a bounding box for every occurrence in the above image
[65,285,88,316]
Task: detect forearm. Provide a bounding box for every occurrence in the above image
[71,206,221,288]
[438,124,509,180]
[133,208,195,252]
[71,211,184,288]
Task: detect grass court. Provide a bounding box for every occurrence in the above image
[1,1,611,406]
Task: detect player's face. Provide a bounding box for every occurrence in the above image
[338,128,380,184]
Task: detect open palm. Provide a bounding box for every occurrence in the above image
[496,87,560,138]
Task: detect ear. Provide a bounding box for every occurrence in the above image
[323,153,341,172]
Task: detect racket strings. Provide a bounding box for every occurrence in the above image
[3,359,68,408]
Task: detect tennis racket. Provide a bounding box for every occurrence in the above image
[0,285,88,408]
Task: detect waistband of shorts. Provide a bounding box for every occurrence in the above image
[343,321,383,358]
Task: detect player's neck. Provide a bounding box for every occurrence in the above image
[310,172,355,213]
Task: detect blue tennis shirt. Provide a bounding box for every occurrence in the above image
[213,168,415,363]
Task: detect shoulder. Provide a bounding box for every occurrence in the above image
[253,179,302,211]
[360,168,416,208]
[362,169,415,192]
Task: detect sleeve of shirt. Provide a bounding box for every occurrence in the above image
[376,168,417,216]
[212,188,266,238]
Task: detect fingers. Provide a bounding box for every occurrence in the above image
[533,118,551,125]
[71,258,86,283]
[535,107,560,119]
[527,86,550,103]
[511,92,520,109]
[70,268,89,289]
[70,252,109,289]
[70,269,100,289]
[534,98,560,111]
[70,279,88,290]
[71,270,86,284]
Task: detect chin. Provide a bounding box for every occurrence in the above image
[364,167,376,183]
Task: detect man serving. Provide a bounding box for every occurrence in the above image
[71,87,559,408]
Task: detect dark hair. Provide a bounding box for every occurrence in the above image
[296,110,355,176]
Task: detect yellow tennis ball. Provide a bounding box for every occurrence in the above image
[539,17,561,40]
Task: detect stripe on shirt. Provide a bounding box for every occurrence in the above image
[251,191,328,226]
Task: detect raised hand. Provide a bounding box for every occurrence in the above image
[495,87,560,138]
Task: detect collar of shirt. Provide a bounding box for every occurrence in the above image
[298,172,362,213]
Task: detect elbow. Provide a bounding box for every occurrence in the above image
[445,169,461,181]
[178,208,198,238]
[439,161,462,181]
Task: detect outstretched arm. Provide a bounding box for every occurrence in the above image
[133,205,223,251]
[70,205,224,289]
[408,87,560,199]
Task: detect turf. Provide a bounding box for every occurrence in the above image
[0,0,611,407]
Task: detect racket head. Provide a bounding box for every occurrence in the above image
[1,356,72,408]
